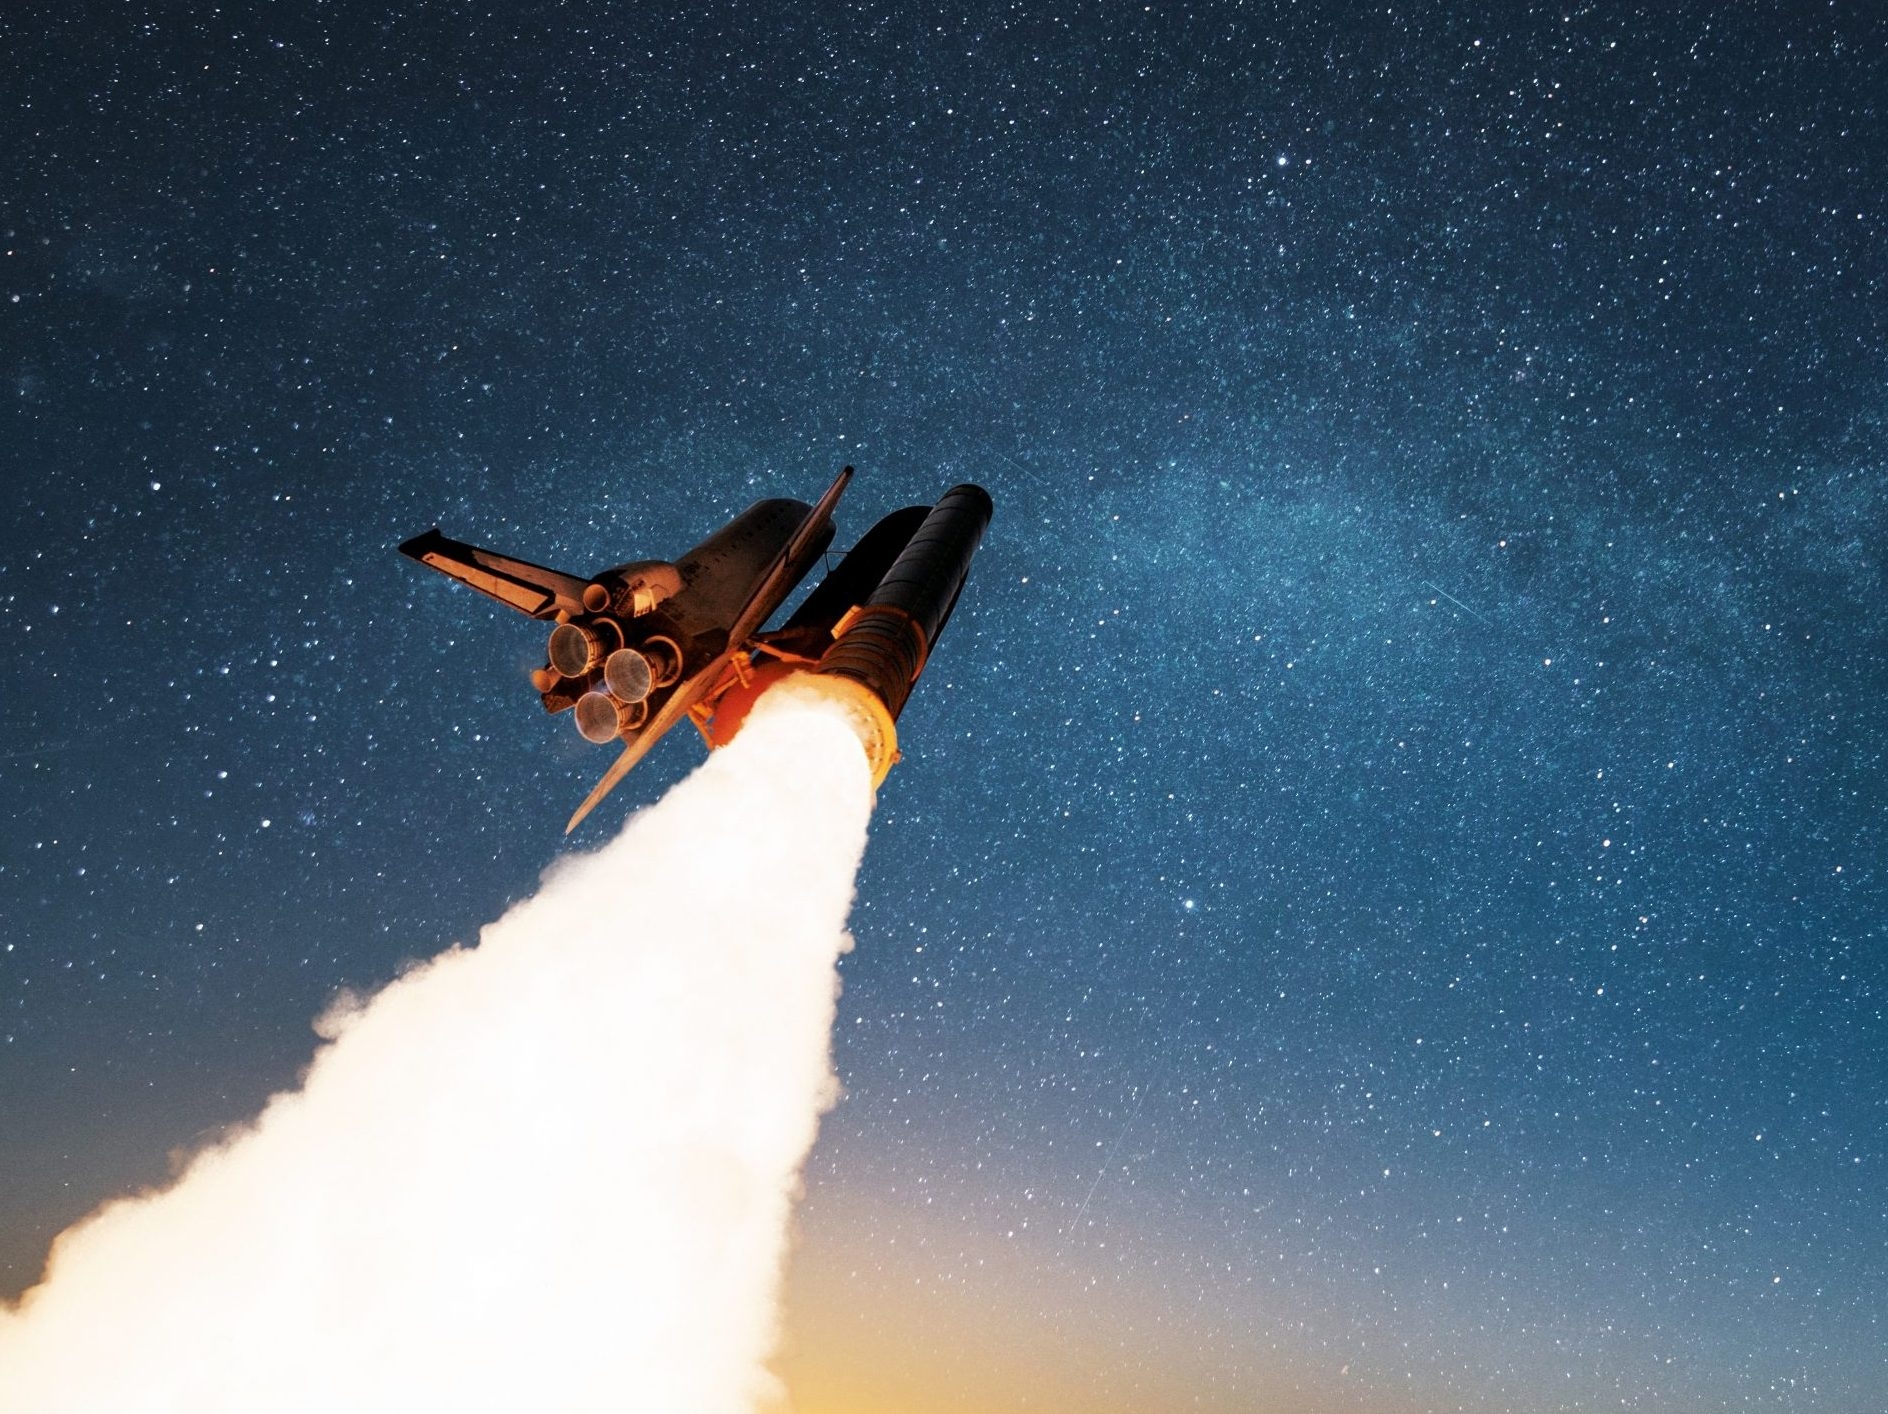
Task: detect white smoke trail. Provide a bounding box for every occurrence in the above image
[0,685,874,1414]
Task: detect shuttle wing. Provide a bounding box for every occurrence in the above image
[398,529,591,620]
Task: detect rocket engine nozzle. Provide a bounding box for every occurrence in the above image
[638,635,683,688]
[548,618,623,678]
[574,691,621,743]
[575,689,649,742]
[603,648,653,703]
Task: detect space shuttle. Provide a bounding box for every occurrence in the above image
[398,469,991,832]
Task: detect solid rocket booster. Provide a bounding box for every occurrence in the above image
[807,483,992,784]
[682,481,990,788]
[818,484,991,712]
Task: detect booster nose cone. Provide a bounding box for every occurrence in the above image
[603,647,653,703]
[574,691,622,743]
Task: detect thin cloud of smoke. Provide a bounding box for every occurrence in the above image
[0,686,875,1414]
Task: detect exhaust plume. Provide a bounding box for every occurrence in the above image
[0,685,875,1413]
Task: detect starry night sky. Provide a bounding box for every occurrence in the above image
[3,3,1884,1409]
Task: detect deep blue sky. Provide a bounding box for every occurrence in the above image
[3,3,1883,1409]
